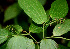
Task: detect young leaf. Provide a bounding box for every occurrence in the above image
[18,0,47,24]
[13,25,23,34]
[40,39,58,49]
[4,3,22,22]
[38,0,47,5]
[29,23,43,33]
[53,19,70,36]
[0,29,8,44]
[6,25,23,34]
[49,0,68,19]
[6,36,35,49]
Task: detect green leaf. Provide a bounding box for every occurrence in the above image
[49,0,68,19]
[68,41,70,47]
[38,0,47,5]
[0,29,8,44]
[45,10,50,21]
[13,25,23,34]
[53,19,70,36]
[6,25,23,34]
[40,39,58,49]
[29,10,49,33]
[58,44,70,49]
[6,36,35,49]
[4,3,22,22]
[29,23,43,33]
[18,0,47,24]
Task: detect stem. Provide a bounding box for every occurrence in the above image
[30,35,37,42]
[25,31,37,42]
[43,23,45,38]
[45,36,70,40]
[37,44,40,49]
[21,33,29,36]
[46,20,57,26]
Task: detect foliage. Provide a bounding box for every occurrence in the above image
[0,0,70,49]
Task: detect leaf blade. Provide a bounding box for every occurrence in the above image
[49,0,68,19]
[40,39,58,49]
[18,0,47,24]
[0,29,8,44]
[29,23,43,33]
[6,36,35,49]
[53,19,70,36]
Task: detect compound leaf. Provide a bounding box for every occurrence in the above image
[53,19,70,36]
[29,23,43,33]
[18,0,47,24]
[4,3,21,22]
[6,36,35,49]
[40,39,58,49]
[49,0,68,19]
[0,29,8,44]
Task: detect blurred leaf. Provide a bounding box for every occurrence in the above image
[53,19,70,36]
[18,0,47,24]
[38,0,47,5]
[4,3,22,22]
[6,36,35,49]
[0,29,8,44]
[49,0,68,19]
[68,41,70,47]
[29,23,43,33]
[40,39,58,49]
[58,44,70,49]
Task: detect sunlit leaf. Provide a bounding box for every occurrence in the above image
[18,0,47,24]
[40,39,58,49]
[0,29,8,44]
[49,0,68,19]
[53,19,70,36]
[6,36,35,49]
